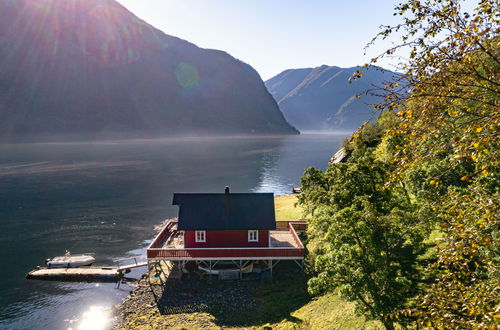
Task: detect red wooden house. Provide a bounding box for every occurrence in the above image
[147,187,306,277]
[175,188,275,248]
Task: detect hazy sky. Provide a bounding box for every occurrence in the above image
[116,0,405,80]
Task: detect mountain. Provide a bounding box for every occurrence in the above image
[0,0,297,141]
[265,65,398,131]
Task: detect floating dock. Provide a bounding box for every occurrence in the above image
[26,266,120,282]
[26,256,148,282]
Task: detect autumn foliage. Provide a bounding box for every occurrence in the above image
[299,0,499,329]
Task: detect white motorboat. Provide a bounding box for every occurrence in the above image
[198,262,253,275]
[45,251,95,268]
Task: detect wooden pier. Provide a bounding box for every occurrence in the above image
[26,266,120,282]
[26,256,148,283]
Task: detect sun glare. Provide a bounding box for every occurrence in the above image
[68,305,112,330]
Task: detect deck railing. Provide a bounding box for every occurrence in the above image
[147,246,303,259]
[276,220,307,231]
[288,222,304,248]
[147,219,307,260]
[148,220,178,249]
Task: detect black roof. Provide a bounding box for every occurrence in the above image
[173,192,276,230]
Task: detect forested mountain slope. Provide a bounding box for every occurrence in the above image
[0,0,297,141]
[266,65,397,131]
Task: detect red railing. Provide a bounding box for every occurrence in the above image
[147,247,304,259]
[276,220,307,231]
[288,222,304,248]
[148,220,178,249]
[147,219,307,260]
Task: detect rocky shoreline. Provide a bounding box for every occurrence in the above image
[112,259,309,329]
[113,270,267,329]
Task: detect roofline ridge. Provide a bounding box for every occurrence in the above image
[173,192,274,195]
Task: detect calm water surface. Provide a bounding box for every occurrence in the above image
[0,133,346,330]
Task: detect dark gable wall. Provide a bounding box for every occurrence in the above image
[184,230,269,248]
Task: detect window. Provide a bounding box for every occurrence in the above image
[195,230,206,242]
[248,230,258,242]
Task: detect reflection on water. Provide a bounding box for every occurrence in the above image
[0,133,346,329]
[68,305,112,330]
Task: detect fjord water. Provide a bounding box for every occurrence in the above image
[0,133,346,330]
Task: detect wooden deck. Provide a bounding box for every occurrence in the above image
[26,267,119,282]
[147,220,307,261]
[269,230,297,247]
[26,256,148,282]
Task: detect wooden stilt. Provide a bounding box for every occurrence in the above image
[209,260,212,281]
[293,259,303,270]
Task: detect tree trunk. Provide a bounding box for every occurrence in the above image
[383,321,395,330]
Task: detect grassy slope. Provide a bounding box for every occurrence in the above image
[273,293,384,330]
[274,194,305,220]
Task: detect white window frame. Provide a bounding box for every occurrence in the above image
[195,230,206,242]
[248,230,259,242]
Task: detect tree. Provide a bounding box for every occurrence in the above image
[368,0,499,168]
[301,1,498,328]
[364,0,499,327]
[299,122,429,330]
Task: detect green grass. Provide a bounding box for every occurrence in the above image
[208,261,384,330]
[274,292,385,329]
[274,194,305,220]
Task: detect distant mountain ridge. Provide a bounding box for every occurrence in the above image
[0,0,297,141]
[265,65,398,131]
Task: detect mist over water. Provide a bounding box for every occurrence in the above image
[0,133,346,329]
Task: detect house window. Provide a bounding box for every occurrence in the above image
[195,230,206,242]
[248,230,258,242]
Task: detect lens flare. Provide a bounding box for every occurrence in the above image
[175,62,200,89]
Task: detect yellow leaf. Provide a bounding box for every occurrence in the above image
[475,127,483,133]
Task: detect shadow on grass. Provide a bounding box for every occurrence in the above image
[153,261,311,327]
